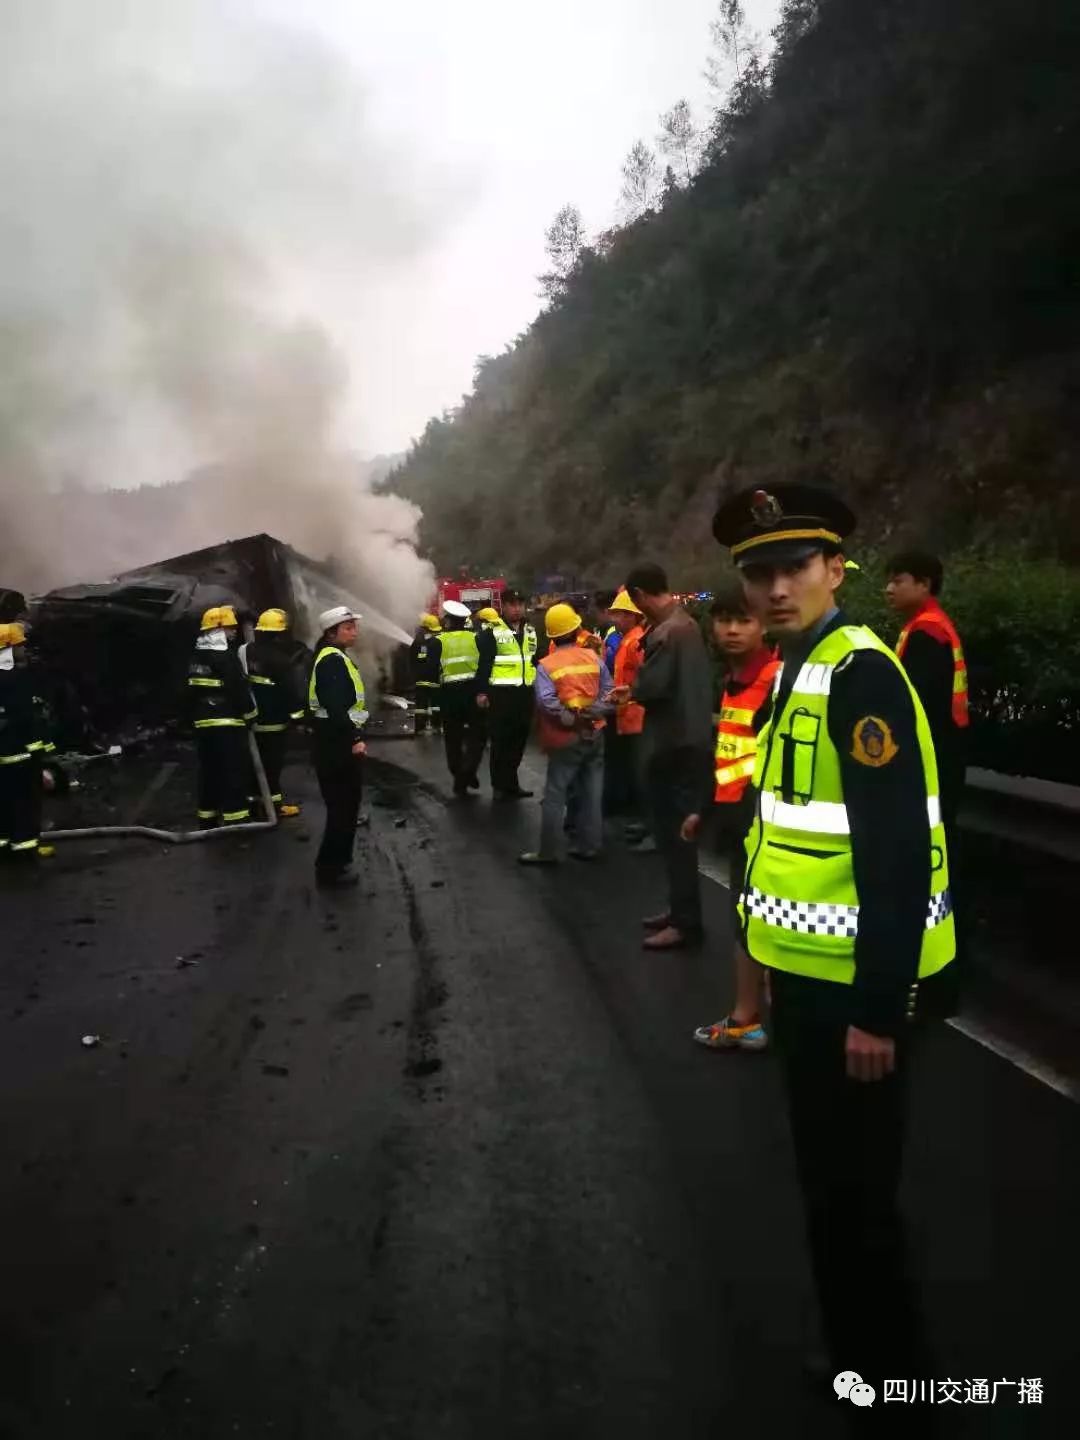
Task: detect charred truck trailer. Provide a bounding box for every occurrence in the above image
[27,534,412,744]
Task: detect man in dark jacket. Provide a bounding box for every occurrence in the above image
[241,608,308,817]
[309,606,368,887]
[623,563,715,950]
[187,605,256,828]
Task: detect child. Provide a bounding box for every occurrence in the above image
[686,587,779,1050]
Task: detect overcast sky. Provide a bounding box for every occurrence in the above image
[256,0,781,455]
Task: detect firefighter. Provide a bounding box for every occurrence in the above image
[309,606,368,888]
[519,602,614,864]
[690,586,781,1052]
[240,608,306,818]
[0,623,51,861]
[187,605,256,829]
[434,600,487,798]
[474,588,538,800]
[410,613,442,736]
[713,482,957,1386]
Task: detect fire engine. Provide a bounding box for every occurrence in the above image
[435,572,507,613]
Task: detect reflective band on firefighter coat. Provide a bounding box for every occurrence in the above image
[308,648,368,729]
[489,622,538,687]
[739,625,955,984]
[439,629,479,685]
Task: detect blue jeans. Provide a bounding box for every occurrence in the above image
[538,737,604,858]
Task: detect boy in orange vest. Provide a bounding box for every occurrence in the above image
[688,587,780,1051]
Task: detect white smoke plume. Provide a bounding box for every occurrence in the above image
[0,0,439,641]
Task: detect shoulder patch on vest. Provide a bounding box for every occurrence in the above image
[851,715,899,768]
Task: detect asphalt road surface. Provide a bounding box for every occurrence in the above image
[1,737,1077,1438]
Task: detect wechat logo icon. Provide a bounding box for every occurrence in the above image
[835,1371,876,1407]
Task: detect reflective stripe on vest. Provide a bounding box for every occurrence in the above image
[188,676,224,688]
[0,751,32,765]
[536,646,603,749]
[714,653,780,804]
[489,623,538,686]
[739,625,954,985]
[193,717,247,729]
[308,647,368,728]
[896,600,970,729]
[439,629,479,684]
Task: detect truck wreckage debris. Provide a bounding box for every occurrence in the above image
[27,533,415,750]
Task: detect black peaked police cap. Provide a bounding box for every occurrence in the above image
[713,483,856,567]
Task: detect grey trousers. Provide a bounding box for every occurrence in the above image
[538,737,604,858]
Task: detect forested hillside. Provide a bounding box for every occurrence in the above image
[391,0,1080,589]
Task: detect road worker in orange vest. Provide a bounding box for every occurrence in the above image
[885,551,969,835]
[519,602,615,865]
[688,585,781,1051]
[606,588,651,844]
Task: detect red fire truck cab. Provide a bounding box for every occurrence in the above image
[435,574,507,614]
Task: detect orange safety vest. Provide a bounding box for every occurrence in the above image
[614,624,646,736]
[536,644,604,750]
[714,649,781,804]
[896,599,970,729]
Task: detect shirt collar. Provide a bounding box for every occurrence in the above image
[730,645,777,687]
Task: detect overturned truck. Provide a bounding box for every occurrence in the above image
[29,534,413,746]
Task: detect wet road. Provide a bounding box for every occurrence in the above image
[1,737,1077,1438]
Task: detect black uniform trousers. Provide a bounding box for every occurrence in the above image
[441,685,487,791]
[253,729,288,805]
[414,681,441,734]
[0,756,43,855]
[312,730,364,874]
[770,971,927,1384]
[488,686,533,792]
[195,727,251,823]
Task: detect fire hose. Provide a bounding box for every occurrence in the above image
[45,731,279,844]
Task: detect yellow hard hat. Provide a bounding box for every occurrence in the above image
[609,588,642,616]
[0,622,26,647]
[200,605,238,632]
[545,602,582,640]
[420,612,441,632]
[256,607,289,632]
[475,606,501,624]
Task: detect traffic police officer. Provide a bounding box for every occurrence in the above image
[309,606,368,887]
[240,608,307,817]
[188,605,256,828]
[474,588,538,799]
[713,483,957,1388]
[432,600,487,797]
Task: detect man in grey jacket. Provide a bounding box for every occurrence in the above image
[622,563,715,949]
